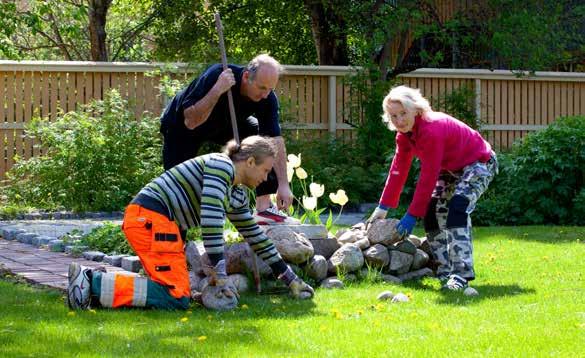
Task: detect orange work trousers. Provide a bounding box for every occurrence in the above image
[122,203,190,300]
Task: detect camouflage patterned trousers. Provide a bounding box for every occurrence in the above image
[423,152,498,281]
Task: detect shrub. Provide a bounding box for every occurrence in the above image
[81,222,134,255]
[474,116,585,225]
[3,90,163,212]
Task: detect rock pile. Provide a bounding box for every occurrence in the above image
[187,219,435,294]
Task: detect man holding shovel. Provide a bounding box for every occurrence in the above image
[160,54,297,225]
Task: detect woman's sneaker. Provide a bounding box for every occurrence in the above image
[254,205,300,225]
[67,262,92,310]
[442,274,469,291]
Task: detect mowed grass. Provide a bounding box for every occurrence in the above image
[0,226,583,357]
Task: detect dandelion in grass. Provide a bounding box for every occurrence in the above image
[180,317,188,322]
[89,309,97,314]
[198,336,207,342]
[67,311,76,317]
[241,304,249,309]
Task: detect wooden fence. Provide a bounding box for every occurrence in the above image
[1,61,584,179]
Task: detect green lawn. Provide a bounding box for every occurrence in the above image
[1,226,584,357]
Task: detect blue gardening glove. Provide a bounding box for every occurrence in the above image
[396,213,416,239]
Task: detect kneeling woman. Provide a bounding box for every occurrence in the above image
[368,86,498,291]
[67,135,313,310]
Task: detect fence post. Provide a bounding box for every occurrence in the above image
[475,78,482,129]
[328,75,337,135]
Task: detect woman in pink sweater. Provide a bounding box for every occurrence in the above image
[367,85,497,291]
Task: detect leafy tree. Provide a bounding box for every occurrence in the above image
[151,0,317,65]
[0,0,157,61]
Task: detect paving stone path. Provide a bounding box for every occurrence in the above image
[0,219,127,292]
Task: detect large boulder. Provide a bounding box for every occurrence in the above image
[388,250,414,275]
[328,243,364,273]
[309,238,341,259]
[363,244,390,268]
[186,241,272,277]
[264,226,314,264]
[263,224,328,240]
[366,219,401,246]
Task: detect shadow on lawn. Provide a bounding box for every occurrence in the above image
[400,279,536,305]
[435,283,536,305]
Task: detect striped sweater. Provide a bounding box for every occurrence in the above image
[136,153,283,267]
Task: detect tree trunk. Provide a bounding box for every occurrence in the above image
[88,0,112,61]
[303,1,349,65]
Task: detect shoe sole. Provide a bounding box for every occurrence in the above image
[67,263,81,309]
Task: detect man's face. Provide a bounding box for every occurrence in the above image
[242,156,274,188]
[243,66,279,102]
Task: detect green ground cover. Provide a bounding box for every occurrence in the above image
[0,226,583,357]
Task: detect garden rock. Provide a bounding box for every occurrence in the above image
[363,244,390,268]
[17,233,38,245]
[121,256,142,272]
[48,240,65,252]
[381,274,402,284]
[366,219,400,246]
[309,238,340,259]
[264,226,314,264]
[411,249,430,270]
[228,274,250,293]
[392,240,417,255]
[388,250,414,275]
[407,235,423,247]
[189,271,203,293]
[328,243,364,273]
[263,224,328,240]
[225,243,272,276]
[32,235,53,247]
[321,277,344,289]
[391,293,410,303]
[5,229,26,241]
[305,255,328,282]
[83,251,106,262]
[335,228,348,239]
[104,254,129,267]
[337,229,366,245]
[398,268,433,282]
[464,287,479,297]
[185,241,204,275]
[377,291,394,301]
[201,284,238,311]
[355,238,371,250]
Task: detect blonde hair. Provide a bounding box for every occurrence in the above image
[223,135,277,164]
[382,85,432,129]
[246,54,283,82]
